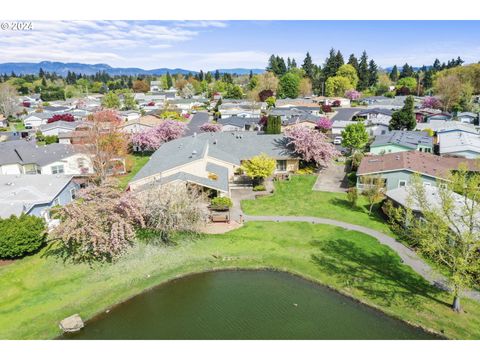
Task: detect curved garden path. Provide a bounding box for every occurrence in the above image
[243,214,480,302]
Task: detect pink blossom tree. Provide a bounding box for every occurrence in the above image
[315,117,332,133]
[285,125,340,167]
[131,120,186,151]
[345,89,361,101]
[49,182,144,263]
[200,122,222,132]
[421,96,442,109]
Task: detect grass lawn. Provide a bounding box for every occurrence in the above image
[115,153,151,190]
[1,222,480,340]
[242,175,392,234]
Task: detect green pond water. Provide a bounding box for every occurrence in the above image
[65,270,439,340]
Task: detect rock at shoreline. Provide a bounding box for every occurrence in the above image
[59,314,84,333]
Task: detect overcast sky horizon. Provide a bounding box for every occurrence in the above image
[1,20,479,71]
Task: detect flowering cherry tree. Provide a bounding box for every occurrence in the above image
[345,89,362,101]
[200,122,222,132]
[315,117,332,133]
[49,182,144,263]
[285,125,339,167]
[131,120,186,151]
[421,96,442,109]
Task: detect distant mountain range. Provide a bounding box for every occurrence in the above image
[0,61,265,77]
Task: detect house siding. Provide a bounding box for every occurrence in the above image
[357,169,438,191]
[28,181,79,217]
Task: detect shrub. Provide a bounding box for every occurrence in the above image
[211,197,233,209]
[321,104,332,113]
[346,187,359,207]
[0,214,46,258]
[253,184,266,191]
[332,100,341,107]
[296,165,316,175]
[384,91,395,98]
[47,113,75,124]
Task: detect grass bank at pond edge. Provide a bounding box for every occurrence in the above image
[1,222,479,339]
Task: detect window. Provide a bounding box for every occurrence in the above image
[51,165,64,174]
[276,160,287,172]
[70,188,76,200]
[398,180,407,187]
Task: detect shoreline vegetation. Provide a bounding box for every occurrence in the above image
[1,221,480,340]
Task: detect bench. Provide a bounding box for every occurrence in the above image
[210,214,230,223]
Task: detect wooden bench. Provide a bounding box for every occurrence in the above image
[210,214,230,223]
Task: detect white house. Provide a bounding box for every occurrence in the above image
[39,121,83,136]
[0,140,93,176]
[457,112,478,124]
[438,131,480,159]
[23,113,52,128]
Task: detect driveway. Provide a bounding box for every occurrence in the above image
[184,111,209,136]
[313,163,349,192]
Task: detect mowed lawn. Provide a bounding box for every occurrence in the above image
[1,222,480,340]
[116,153,151,189]
[242,175,392,234]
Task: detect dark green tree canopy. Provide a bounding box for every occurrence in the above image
[389,96,416,130]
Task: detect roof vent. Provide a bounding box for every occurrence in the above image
[192,150,197,156]
[213,139,217,145]
[193,132,197,137]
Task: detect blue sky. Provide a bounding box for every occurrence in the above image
[0,20,479,70]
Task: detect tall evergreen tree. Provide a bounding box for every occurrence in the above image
[166,72,173,89]
[432,58,442,72]
[302,52,314,79]
[335,50,345,68]
[267,54,279,74]
[389,65,399,82]
[276,56,287,76]
[368,59,378,87]
[287,57,292,70]
[249,70,253,79]
[214,69,220,81]
[357,51,369,91]
[347,54,359,73]
[291,58,297,68]
[400,63,414,78]
[323,48,340,80]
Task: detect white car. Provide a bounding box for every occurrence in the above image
[333,136,342,145]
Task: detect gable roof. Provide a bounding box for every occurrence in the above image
[0,140,79,167]
[131,132,294,183]
[371,130,432,150]
[0,174,74,218]
[357,151,478,179]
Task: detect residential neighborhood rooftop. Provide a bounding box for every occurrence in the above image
[370,130,433,150]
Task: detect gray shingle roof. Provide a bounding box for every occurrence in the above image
[0,174,73,218]
[217,116,260,127]
[0,140,79,167]
[131,132,294,183]
[371,130,433,149]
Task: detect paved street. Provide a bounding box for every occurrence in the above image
[184,111,209,136]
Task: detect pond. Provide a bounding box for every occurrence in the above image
[65,270,439,340]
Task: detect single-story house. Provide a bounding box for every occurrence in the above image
[39,121,84,136]
[369,130,433,155]
[128,132,299,196]
[331,119,390,137]
[150,81,162,93]
[119,110,141,122]
[425,113,453,123]
[457,112,479,124]
[356,151,477,191]
[354,108,393,122]
[42,105,71,114]
[0,140,93,176]
[437,131,480,159]
[0,174,79,220]
[362,96,417,110]
[23,112,52,128]
[415,120,479,135]
[119,115,166,134]
[217,116,261,132]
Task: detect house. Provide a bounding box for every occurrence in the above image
[0,140,93,176]
[362,95,417,109]
[150,81,162,92]
[312,97,351,107]
[369,131,433,155]
[22,112,52,128]
[385,185,480,233]
[415,120,479,135]
[39,121,84,136]
[425,112,453,123]
[457,112,479,124]
[118,110,141,122]
[42,105,71,114]
[20,94,42,106]
[331,119,390,137]
[354,108,393,122]
[217,116,261,132]
[356,151,477,191]
[437,131,480,159]
[119,115,166,134]
[128,132,299,196]
[0,174,79,221]
[218,101,266,119]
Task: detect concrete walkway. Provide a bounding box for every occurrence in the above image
[313,163,349,193]
[243,214,480,302]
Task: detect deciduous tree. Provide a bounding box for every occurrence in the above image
[241,153,276,184]
[341,122,369,153]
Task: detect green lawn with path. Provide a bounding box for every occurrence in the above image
[242,175,392,234]
[1,222,480,340]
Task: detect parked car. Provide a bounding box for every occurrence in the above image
[333,136,343,145]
